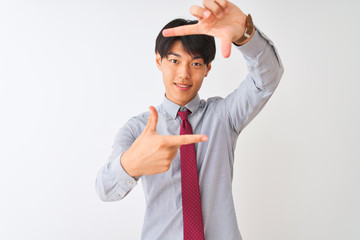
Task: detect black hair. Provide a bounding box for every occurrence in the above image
[155,18,216,65]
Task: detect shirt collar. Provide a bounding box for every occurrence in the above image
[162,94,201,119]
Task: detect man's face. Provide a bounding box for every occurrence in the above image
[156,40,211,106]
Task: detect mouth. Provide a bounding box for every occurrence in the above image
[174,83,192,90]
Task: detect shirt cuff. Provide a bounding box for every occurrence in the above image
[109,152,138,192]
[235,29,266,57]
[234,26,283,67]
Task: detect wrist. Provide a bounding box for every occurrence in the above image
[120,151,139,178]
[234,14,255,46]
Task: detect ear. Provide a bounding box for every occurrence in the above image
[155,52,162,70]
[205,62,212,77]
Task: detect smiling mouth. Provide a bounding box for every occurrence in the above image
[174,83,192,89]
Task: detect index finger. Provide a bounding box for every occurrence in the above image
[162,24,200,37]
[165,134,208,146]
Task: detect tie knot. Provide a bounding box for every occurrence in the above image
[178,108,191,121]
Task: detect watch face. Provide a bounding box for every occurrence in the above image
[245,14,254,38]
[244,31,251,38]
[235,14,254,45]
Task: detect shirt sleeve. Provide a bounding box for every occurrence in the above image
[221,28,284,134]
[95,118,140,201]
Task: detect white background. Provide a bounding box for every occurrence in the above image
[1,0,359,239]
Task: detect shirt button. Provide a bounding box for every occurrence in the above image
[127,180,133,185]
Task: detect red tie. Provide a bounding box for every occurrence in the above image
[178,108,205,240]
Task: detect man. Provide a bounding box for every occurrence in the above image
[96,1,283,239]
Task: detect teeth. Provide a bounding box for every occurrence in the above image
[176,83,189,88]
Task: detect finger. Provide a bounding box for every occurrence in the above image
[220,39,232,58]
[202,0,226,18]
[190,5,205,21]
[145,106,158,133]
[162,24,200,37]
[166,134,208,146]
[203,9,211,19]
[214,0,228,10]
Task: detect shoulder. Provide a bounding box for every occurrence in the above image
[199,96,224,111]
[198,96,229,122]
[127,109,150,127]
[125,105,164,128]
[205,96,223,104]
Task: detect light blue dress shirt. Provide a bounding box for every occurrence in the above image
[96,29,284,240]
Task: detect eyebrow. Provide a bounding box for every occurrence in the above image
[166,52,203,60]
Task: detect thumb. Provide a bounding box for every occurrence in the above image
[145,106,158,133]
[220,39,232,58]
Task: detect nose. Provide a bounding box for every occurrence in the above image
[177,64,190,79]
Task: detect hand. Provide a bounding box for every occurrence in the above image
[162,0,248,58]
[120,106,208,177]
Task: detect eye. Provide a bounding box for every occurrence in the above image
[170,59,178,64]
[192,62,202,67]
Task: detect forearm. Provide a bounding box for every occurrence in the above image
[95,151,138,201]
[223,28,284,134]
[238,28,283,92]
[95,120,140,201]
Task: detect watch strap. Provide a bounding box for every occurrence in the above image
[234,14,254,46]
